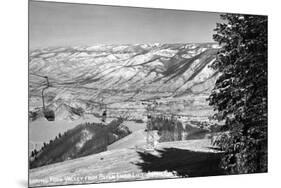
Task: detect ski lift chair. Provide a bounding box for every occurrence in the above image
[43,108,55,121]
[30,73,56,121]
[102,110,107,123]
[42,81,55,121]
[40,75,55,121]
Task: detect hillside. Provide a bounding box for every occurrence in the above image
[29,139,225,187]
[29,43,220,121]
[29,119,131,169]
[29,118,225,187]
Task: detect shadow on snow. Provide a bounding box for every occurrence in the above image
[135,147,226,178]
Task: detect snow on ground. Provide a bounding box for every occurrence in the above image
[29,109,223,187]
[29,133,222,187]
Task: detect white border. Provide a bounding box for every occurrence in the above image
[0,0,280,188]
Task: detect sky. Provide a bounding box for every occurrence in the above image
[29,1,222,49]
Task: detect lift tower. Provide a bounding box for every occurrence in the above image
[145,101,157,149]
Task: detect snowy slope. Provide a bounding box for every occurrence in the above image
[29,139,224,187]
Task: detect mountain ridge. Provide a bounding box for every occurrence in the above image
[29,43,220,121]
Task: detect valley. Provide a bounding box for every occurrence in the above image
[29,43,224,186]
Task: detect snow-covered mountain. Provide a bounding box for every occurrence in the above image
[29,43,220,121]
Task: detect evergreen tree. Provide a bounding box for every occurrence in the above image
[208,14,267,173]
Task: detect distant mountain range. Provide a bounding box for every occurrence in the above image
[29,43,220,121]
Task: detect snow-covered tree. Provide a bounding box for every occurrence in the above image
[208,14,267,174]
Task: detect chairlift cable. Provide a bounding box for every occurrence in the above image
[30,74,197,119]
